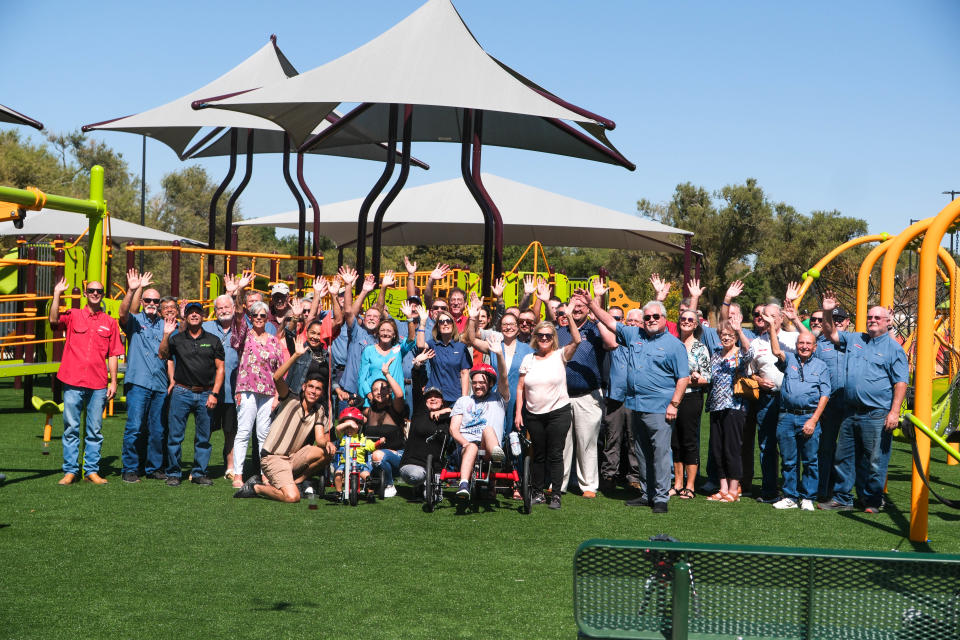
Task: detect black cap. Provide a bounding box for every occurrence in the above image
[832,306,849,321]
[408,295,422,306]
[423,386,443,398]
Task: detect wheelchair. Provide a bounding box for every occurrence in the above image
[422,429,532,514]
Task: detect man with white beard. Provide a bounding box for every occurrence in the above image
[204,294,241,481]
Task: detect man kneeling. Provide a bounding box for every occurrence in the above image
[234,340,334,502]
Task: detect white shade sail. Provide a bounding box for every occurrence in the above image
[0,209,202,245]
[198,0,630,169]
[235,173,691,253]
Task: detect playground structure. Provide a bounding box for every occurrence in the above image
[794,200,960,543]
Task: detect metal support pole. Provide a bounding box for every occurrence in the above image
[22,245,37,408]
[170,241,181,298]
[126,242,135,273]
[209,129,238,277]
[460,109,494,297]
[229,227,239,274]
[282,134,306,290]
[52,236,64,403]
[296,152,322,276]
[225,130,254,255]
[471,111,503,284]
[682,236,692,299]
[337,246,344,269]
[140,135,146,273]
[354,104,398,292]
[371,104,412,280]
[671,561,690,640]
[86,166,106,284]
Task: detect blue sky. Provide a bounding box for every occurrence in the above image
[2,0,958,246]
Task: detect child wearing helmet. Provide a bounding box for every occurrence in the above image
[331,407,384,495]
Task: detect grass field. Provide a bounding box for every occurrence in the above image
[2,380,960,639]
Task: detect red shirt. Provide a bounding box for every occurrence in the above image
[56,306,124,389]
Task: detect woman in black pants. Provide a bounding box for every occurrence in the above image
[705,323,752,502]
[671,311,711,498]
[514,314,581,510]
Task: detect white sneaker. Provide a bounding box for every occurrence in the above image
[800,499,815,511]
[490,446,505,463]
[383,484,397,498]
[773,497,798,509]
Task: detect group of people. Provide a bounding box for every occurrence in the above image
[51,260,908,515]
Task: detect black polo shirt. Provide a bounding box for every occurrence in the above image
[167,328,225,388]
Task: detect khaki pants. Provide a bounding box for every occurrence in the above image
[561,389,604,493]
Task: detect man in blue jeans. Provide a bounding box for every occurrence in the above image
[118,269,169,483]
[583,293,689,514]
[159,302,225,487]
[50,276,123,485]
[818,292,908,513]
[767,305,831,511]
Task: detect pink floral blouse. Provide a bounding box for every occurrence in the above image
[233,320,286,396]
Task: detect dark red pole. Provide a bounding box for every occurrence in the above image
[682,236,692,298]
[171,241,181,298]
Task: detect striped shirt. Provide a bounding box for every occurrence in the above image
[261,393,326,457]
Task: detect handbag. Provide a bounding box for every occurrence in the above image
[731,353,760,401]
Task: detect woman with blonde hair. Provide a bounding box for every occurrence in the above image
[514,302,582,510]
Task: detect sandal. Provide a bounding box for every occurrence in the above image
[678,488,695,499]
[668,487,681,497]
[232,477,244,489]
[706,492,726,501]
[719,491,740,503]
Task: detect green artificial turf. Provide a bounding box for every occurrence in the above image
[2,380,960,639]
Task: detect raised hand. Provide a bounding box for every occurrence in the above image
[592,277,608,297]
[163,317,177,334]
[467,292,482,318]
[381,357,396,375]
[728,305,744,327]
[399,300,414,320]
[289,297,304,316]
[403,256,417,274]
[381,269,396,288]
[486,332,503,352]
[293,336,309,356]
[313,277,329,299]
[686,278,704,298]
[429,263,450,281]
[237,270,254,290]
[725,280,744,300]
[781,299,798,321]
[821,290,838,312]
[327,277,342,297]
[491,276,505,298]
[140,271,153,288]
[650,273,672,298]
[785,281,801,302]
[338,265,358,286]
[361,274,377,292]
[413,348,435,365]
[534,278,550,303]
[523,274,536,295]
[761,311,778,329]
[53,277,69,295]
[126,269,141,290]
[224,273,237,295]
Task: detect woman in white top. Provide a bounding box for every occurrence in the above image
[514,312,581,510]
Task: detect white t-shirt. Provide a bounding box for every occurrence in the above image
[451,391,505,443]
[518,349,570,414]
[749,330,798,390]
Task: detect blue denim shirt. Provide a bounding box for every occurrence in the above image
[839,332,908,411]
[339,317,376,395]
[123,311,168,393]
[779,352,831,411]
[701,325,756,355]
[606,345,629,403]
[614,324,690,413]
[557,320,607,394]
[815,333,846,399]
[202,319,238,403]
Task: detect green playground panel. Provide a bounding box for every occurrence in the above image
[0,361,60,377]
[574,539,960,640]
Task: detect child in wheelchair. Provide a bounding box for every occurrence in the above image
[449,360,510,499]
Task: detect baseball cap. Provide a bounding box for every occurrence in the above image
[423,386,443,398]
[183,302,204,316]
[271,282,290,296]
[832,306,849,321]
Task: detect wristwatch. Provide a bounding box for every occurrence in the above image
[669,400,680,408]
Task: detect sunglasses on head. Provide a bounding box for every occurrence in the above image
[535,332,553,340]
[642,313,662,321]
[142,297,160,304]
[86,287,104,295]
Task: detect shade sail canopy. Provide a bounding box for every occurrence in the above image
[83,38,417,166]
[0,209,202,245]
[235,173,691,253]
[0,104,43,130]
[198,0,632,169]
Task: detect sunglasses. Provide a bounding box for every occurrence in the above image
[642,314,662,321]
[866,315,885,321]
[431,305,448,311]
[251,313,268,319]
[437,318,454,325]
[535,332,553,340]
[610,316,623,322]
[680,317,697,323]
[86,288,104,295]
[556,311,565,317]
[142,297,160,304]
[810,317,823,323]
[753,313,764,318]
[518,319,534,326]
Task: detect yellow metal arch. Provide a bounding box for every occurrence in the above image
[794,233,889,309]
